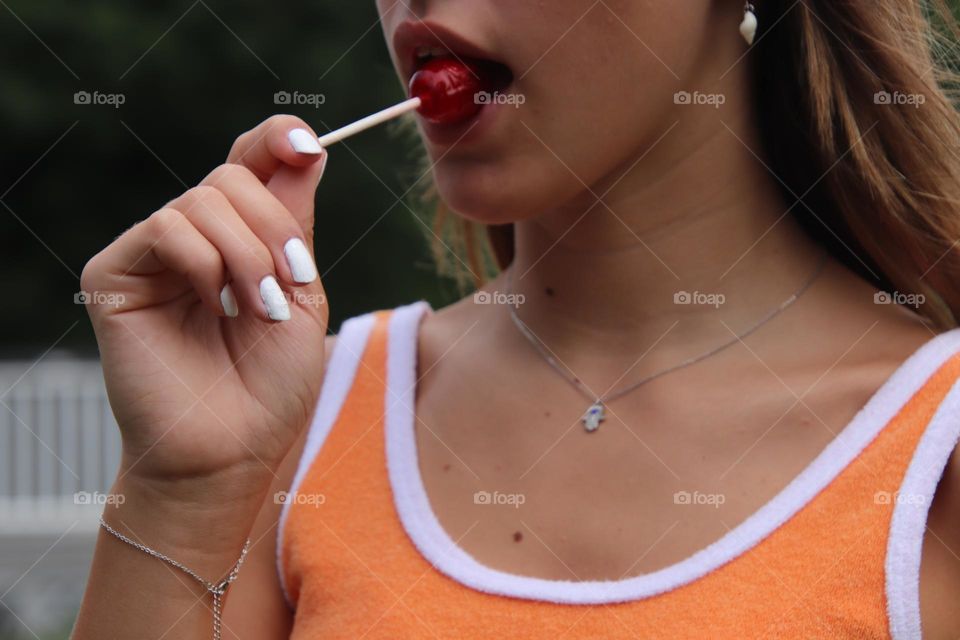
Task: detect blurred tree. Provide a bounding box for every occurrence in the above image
[6,0,960,356]
[0,0,459,356]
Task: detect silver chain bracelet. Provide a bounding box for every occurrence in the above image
[99,516,251,640]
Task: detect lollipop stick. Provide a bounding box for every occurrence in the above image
[316,97,422,148]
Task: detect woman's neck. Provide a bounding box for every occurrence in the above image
[499,110,827,356]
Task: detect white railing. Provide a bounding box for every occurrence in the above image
[0,358,121,534]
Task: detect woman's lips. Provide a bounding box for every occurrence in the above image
[393,20,508,85]
[392,21,515,142]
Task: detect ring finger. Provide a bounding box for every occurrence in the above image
[170,185,290,322]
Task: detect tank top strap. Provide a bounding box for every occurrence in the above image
[278,301,431,607]
[279,308,960,638]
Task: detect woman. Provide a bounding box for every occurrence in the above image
[74,0,960,637]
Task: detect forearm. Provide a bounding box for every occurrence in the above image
[72,474,268,640]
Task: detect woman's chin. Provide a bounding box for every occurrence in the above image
[432,164,546,226]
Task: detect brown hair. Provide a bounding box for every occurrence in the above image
[416,1,960,329]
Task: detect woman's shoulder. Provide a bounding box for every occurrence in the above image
[866,318,960,638]
[918,319,960,636]
[922,441,960,638]
[322,296,482,374]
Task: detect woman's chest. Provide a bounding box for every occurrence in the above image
[412,364,867,581]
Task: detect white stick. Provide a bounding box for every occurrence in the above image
[316,96,422,148]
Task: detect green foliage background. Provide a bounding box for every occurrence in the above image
[0,0,459,356]
[4,1,960,356]
[3,2,960,637]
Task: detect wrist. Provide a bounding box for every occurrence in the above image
[103,471,267,576]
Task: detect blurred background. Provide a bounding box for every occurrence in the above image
[9,2,960,638]
[0,1,463,637]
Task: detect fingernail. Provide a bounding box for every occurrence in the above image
[288,128,323,154]
[284,238,318,283]
[220,284,239,318]
[259,276,291,321]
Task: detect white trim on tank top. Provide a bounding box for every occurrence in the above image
[280,299,960,634]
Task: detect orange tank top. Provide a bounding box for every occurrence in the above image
[278,301,960,639]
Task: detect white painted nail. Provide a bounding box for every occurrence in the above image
[220,284,239,318]
[288,128,323,154]
[259,276,291,321]
[284,238,318,283]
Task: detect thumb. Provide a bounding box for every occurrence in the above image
[226,115,329,242]
[267,150,328,247]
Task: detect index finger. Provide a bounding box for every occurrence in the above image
[227,114,324,182]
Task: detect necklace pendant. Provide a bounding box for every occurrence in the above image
[583,402,605,432]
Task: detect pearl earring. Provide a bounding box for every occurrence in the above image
[740,2,758,45]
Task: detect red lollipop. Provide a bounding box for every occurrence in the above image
[409,58,483,125]
[314,57,509,148]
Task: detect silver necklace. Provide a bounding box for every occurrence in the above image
[506,254,827,432]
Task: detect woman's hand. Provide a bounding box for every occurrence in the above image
[81,115,329,515]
